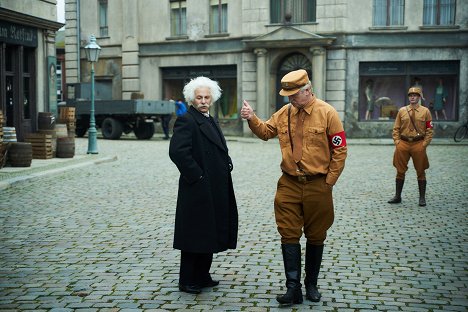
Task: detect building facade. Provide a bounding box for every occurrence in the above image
[65,0,468,137]
[0,0,63,141]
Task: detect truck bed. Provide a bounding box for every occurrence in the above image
[66,99,175,115]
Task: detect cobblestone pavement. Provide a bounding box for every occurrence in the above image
[0,137,467,311]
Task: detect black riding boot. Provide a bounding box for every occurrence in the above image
[276,244,303,305]
[418,180,427,207]
[304,244,324,302]
[388,179,404,204]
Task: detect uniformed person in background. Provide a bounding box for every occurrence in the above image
[388,87,434,206]
[240,69,347,306]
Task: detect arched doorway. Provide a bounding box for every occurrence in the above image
[276,53,312,111]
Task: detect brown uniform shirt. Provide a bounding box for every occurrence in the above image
[248,95,347,185]
[392,104,434,147]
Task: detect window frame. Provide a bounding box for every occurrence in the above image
[98,0,108,37]
[209,0,228,35]
[423,0,456,26]
[270,0,317,24]
[372,0,405,27]
[170,0,187,37]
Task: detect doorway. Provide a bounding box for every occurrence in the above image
[0,44,36,140]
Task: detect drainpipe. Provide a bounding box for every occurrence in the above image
[76,0,81,82]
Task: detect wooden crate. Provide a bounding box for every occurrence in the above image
[25,133,54,159]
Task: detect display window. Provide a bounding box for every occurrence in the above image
[359,61,459,121]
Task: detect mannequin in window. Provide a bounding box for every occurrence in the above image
[364,79,375,120]
[412,77,425,106]
[433,78,448,120]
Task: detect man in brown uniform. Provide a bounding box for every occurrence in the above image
[240,69,347,306]
[388,87,434,206]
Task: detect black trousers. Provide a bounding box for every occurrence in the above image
[179,251,213,285]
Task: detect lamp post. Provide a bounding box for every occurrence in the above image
[84,35,101,154]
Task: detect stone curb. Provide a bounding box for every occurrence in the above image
[0,155,117,191]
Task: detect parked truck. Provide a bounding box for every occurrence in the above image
[63,99,175,140]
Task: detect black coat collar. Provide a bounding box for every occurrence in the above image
[188,106,227,152]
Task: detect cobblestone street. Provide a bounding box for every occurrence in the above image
[0,137,467,311]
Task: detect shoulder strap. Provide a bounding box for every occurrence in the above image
[288,104,293,151]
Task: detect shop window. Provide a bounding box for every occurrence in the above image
[170,1,187,37]
[216,78,237,119]
[270,0,316,24]
[373,0,404,26]
[359,61,459,121]
[99,0,108,37]
[210,0,228,34]
[423,0,456,26]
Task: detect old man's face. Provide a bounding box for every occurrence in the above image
[193,87,212,114]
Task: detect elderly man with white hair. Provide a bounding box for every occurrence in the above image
[169,76,238,294]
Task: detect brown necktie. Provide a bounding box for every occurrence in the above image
[293,109,304,163]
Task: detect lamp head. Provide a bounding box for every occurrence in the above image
[84,35,101,63]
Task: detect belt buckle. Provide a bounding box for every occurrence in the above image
[298,176,307,182]
[408,137,414,142]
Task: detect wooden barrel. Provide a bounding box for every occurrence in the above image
[56,137,75,158]
[3,127,17,142]
[55,123,68,138]
[38,112,56,130]
[8,142,32,167]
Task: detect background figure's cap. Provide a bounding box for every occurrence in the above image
[408,87,422,96]
[279,69,310,96]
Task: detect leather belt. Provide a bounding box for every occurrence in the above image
[400,135,424,142]
[283,172,326,182]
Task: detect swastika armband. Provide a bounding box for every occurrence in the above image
[426,120,434,129]
[328,131,347,148]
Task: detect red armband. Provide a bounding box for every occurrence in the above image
[328,131,347,148]
[426,120,433,129]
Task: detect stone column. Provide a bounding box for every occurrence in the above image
[254,48,268,119]
[121,0,140,100]
[310,47,326,98]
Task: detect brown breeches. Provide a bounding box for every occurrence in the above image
[274,174,334,245]
[393,140,429,180]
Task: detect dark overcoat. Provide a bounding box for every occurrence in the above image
[169,106,238,253]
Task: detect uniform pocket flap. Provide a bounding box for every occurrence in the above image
[308,127,325,134]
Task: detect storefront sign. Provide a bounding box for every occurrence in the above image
[0,20,37,47]
[48,56,58,116]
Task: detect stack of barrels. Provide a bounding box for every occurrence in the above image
[56,107,76,158]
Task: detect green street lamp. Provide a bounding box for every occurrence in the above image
[84,35,101,154]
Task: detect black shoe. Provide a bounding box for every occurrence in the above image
[276,288,303,305]
[178,284,201,294]
[305,285,321,302]
[200,279,219,288]
[387,196,401,204]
